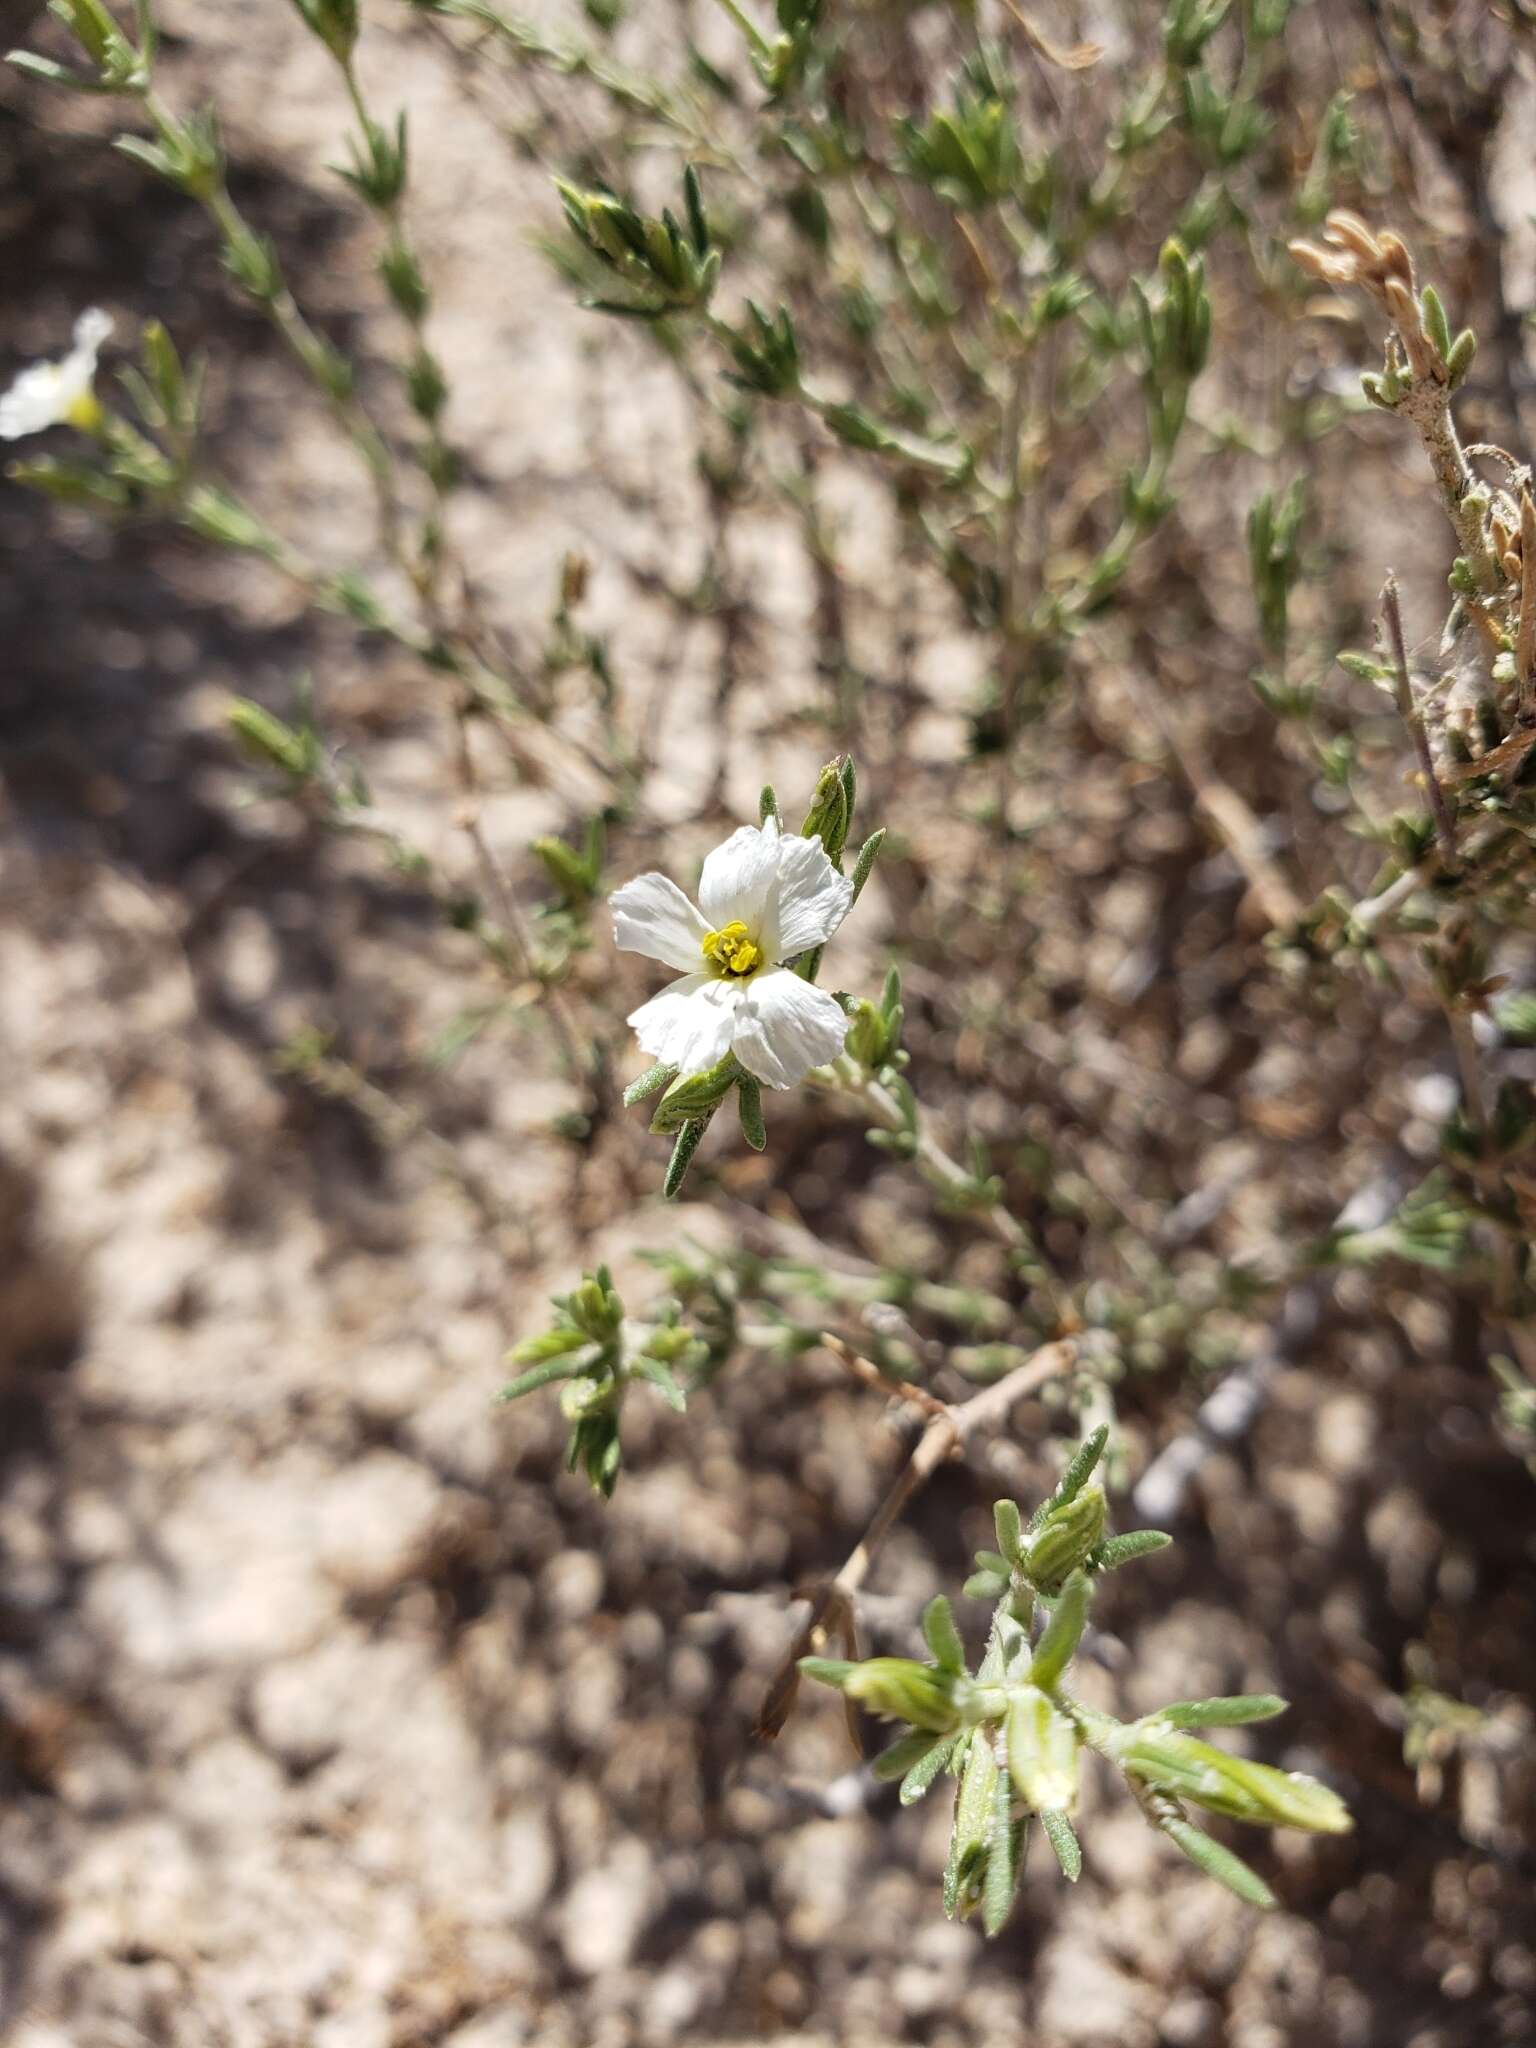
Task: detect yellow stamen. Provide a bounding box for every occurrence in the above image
[64,391,103,433]
[701,919,762,977]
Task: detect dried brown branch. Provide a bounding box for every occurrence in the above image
[1120,670,1304,931]
[818,1331,952,1423]
[754,1337,1078,1739]
[1518,492,1536,722]
[1382,573,1458,865]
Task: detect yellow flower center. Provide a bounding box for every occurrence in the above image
[701,919,762,977]
[64,391,103,432]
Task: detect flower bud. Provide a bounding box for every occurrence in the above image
[565,1269,624,1342]
[800,1656,962,1733]
[845,1658,963,1732]
[800,758,852,864]
[1110,1717,1352,1833]
[1006,1686,1081,1814]
[1022,1484,1106,1591]
[292,0,359,60]
[558,1373,613,1422]
[844,997,889,1070]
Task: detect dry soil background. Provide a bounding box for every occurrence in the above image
[2,4,1535,2046]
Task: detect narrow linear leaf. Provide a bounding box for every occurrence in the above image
[1041,1807,1082,1881]
[799,1656,858,1690]
[945,1724,995,1918]
[1029,1568,1091,1690]
[982,1765,1025,1936]
[737,1075,767,1151]
[901,1733,957,1805]
[850,828,886,903]
[993,1499,1024,1563]
[964,1568,1009,1601]
[1029,1426,1109,1527]
[1161,1815,1277,1909]
[872,1729,940,1784]
[1159,1695,1288,1729]
[497,1353,586,1402]
[838,752,857,823]
[922,1594,966,1674]
[663,1116,710,1199]
[633,1354,687,1413]
[624,1061,676,1107]
[506,1325,590,1367]
[1092,1529,1172,1571]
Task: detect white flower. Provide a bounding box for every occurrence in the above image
[0,309,113,441]
[611,816,855,1089]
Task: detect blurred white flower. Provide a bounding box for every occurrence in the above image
[611,816,854,1088]
[0,309,113,441]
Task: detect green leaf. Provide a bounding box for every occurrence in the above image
[497,1350,588,1401]
[1030,1426,1109,1527]
[1158,1695,1287,1729]
[737,1075,767,1151]
[1092,1529,1172,1572]
[872,1729,939,1783]
[683,161,709,256]
[850,828,886,903]
[945,1726,995,1918]
[506,1325,590,1367]
[1041,1807,1082,1880]
[900,1733,957,1804]
[1420,283,1451,363]
[1160,1814,1276,1908]
[981,1766,1024,1936]
[963,1568,1009,1601]
[623,1061,677,1107]
[993,1499,1024,1563]
[799,1656,858,1689]
[633,1354,687,1412]
[1028,1569,1091,1691]
[663,1116,710,1198]
[7,49,107,90]
[921,1595,966,1674]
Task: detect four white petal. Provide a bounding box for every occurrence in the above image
[611,815,854,1089]
[0,308,113,442]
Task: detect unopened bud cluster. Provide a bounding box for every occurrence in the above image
[803,1430,1350,1930]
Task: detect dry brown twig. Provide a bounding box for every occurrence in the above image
[754,1334,1078,1740]
[1381,573,1458,865]
[1290,210,1501,593]
[1119,669,1305,931]
[1517,491,1536,721]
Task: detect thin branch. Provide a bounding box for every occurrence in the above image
[754,1337,1078,1739]
[1382,573,1457,864]
[846,1066,1072,1327]
[995,349,1031,835]
[1121,669,1304,929]
[818,1330,952,1423]
[1518,493,1536,722]
[451,710,599,1099]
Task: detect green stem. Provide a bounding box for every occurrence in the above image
[338,53,456,611]
[709,0,771,60]
[835,1060,1071,1327]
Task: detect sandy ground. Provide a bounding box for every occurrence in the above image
[2,4,1535,2044]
